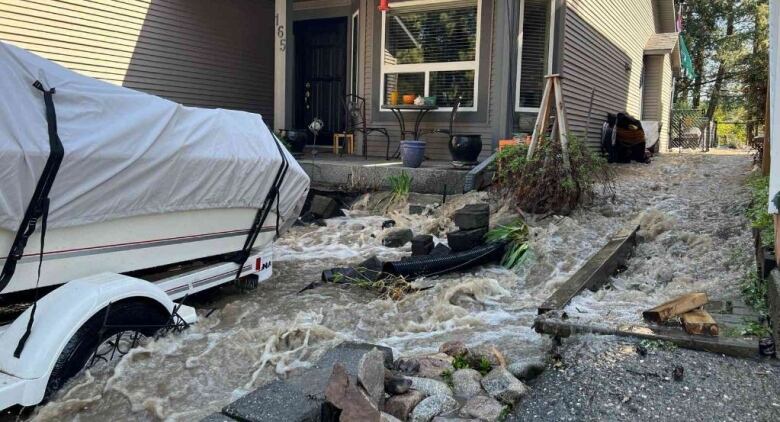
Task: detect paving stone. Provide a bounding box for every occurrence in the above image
[452,203,490,230]
[384,228,414,247]
[447,227,488,252]
[412,234,435,256]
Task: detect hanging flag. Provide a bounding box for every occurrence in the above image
[679,33,696,79]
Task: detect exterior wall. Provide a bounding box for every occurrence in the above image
[641,54,673,151]
[0,0,275,121]
[561,0,659,148]
[658,53,673,151]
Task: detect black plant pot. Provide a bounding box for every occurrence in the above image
[286,130,308,155]
[449,135,482,165]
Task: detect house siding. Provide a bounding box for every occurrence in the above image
[561,0,658,148]
[0,0,275,121]
[659,53,673,151]
[642,54,672,151]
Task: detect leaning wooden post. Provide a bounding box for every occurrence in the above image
[552,76,571,172]
[527,77,554,159]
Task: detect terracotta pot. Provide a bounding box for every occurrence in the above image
[402,94,415,105]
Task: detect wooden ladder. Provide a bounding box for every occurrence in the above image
[527,74,571,172]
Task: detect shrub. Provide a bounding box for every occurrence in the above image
[485,220,530,272]
[495,135,613,215]
[746,173,773,247]
[388,171,412,202]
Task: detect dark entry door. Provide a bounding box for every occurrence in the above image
[294,17,347,143]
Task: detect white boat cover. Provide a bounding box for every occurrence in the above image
[0,41,309,231]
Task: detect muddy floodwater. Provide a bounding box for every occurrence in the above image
[23,153,752,421]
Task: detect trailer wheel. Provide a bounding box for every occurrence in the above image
[44,299,169,400]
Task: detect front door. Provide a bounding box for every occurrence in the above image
[294,17,347,144]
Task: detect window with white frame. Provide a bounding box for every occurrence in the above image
[515,0,555,112]
[351,11,360,95]
[381,0,481,111]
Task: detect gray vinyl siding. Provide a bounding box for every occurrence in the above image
[642,55,663,121]
[0,0,275,122]
[659,53,673,151]
[561,0,658,148]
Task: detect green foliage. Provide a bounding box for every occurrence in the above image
[638,339,678,351]
[452,353,470,370]
[498,405,512,421]
[388,171,412,202]
[746,173,773,247]
[485,220,531,272]
[740,270,768,316]
[440,369,454,388]
[741,320,771,337]
[475,356,492,376]
[451,352,493,376]
[495,135,613,215]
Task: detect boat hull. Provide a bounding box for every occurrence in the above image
[0,208,277,295]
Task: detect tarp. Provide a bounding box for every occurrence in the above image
[0,41,310,231]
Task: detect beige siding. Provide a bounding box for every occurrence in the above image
[561,0,658,148]
[0,0,275,121]
[659,53,673,151]
[642,55,663,120]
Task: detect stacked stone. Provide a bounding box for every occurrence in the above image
[447,203,490,252]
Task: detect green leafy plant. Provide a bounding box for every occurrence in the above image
[450,352,493,376]
[746,173,773,247]
[741,320,771,337]
[388,171,412,202]
[475,356,493,376]
[486,220,530,271]
[498,405,512,421]
[440,369,454,388]
[740,270,768,316]
[638,339,677,351]
[495,135,613,215]
[452,353,470,370]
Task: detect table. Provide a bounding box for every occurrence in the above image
[381,104,439,141]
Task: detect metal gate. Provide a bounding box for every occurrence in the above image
[670,108,714,150]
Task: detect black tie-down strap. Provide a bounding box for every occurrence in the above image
[230,133,290,280]
[4,82,64,357]
[0,81,64,296]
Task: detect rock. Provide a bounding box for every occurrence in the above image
[357,256,384,281]
[451,369,482,399]
[429,243,452,257]
[359,349,389,407]
[383,390,425,421]
[410,394,459,422]
[459,395,505,421]
[415,353,454,379]
[480,367,529,405]
[507,358,546,381]
[384,228,414,247]
[412,234,435,256]
[382,412,404,422]
[439,341,468,357]
[385,371,412,395]
[409,204,426,215]
[324,363,381,422]
[310,195,340,219]
[447,227,488,252]
[452,203,490,230]
[382,219,397,229]
[395,358,421,375]
[469,345,506,368]
[407,376,454,397]
[432,418,479,422]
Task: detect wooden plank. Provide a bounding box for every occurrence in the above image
[681,309,719,336]
[534,314,757,359]
[527,77,553,159]
[538,224,638,314]
[642,292,709,323]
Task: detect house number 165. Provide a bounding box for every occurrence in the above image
[275,13,286,52]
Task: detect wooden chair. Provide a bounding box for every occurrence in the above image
[332,133,354,155]
[340,94,392,159]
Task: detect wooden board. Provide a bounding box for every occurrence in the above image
[538,224,638,314]
[642,292,709,323]
[534,313,757,359]
[681,308,719,336]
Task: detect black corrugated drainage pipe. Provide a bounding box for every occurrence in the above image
[383,241,507,279]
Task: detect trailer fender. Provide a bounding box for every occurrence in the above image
[0,273,186,384]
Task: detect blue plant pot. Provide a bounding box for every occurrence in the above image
[400,140,426,168]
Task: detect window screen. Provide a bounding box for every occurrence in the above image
[517,0,551,110]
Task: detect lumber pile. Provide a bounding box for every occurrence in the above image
[642,292,718,336]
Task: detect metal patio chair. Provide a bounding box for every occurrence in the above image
[420,97,462,142]
[340,94,392,159]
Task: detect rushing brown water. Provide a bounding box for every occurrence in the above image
[19,153,752,421]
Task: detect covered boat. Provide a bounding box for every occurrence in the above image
[0,41,310,295]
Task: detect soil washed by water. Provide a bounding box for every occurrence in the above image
[6,153,761,421]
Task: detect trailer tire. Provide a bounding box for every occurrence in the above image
[44,299,169,400]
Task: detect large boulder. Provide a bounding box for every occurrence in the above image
[383,390,425,421]
[480,367,529,405]
[438,341,468,357]
[410,394,459,422]
[385,371,413,395]
[451,369,482,399]
[446,227,488,252]
[384,228,414,248]
[452,203,490,230]
[406,376,454,397]
[324,363,382,422]
[359,349,389,407]
[310,195,340,219]
[415,354,454,379]
[459,395,505,421]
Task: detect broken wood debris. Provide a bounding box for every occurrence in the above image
[680,308,719,336]
[642,292,709,324]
